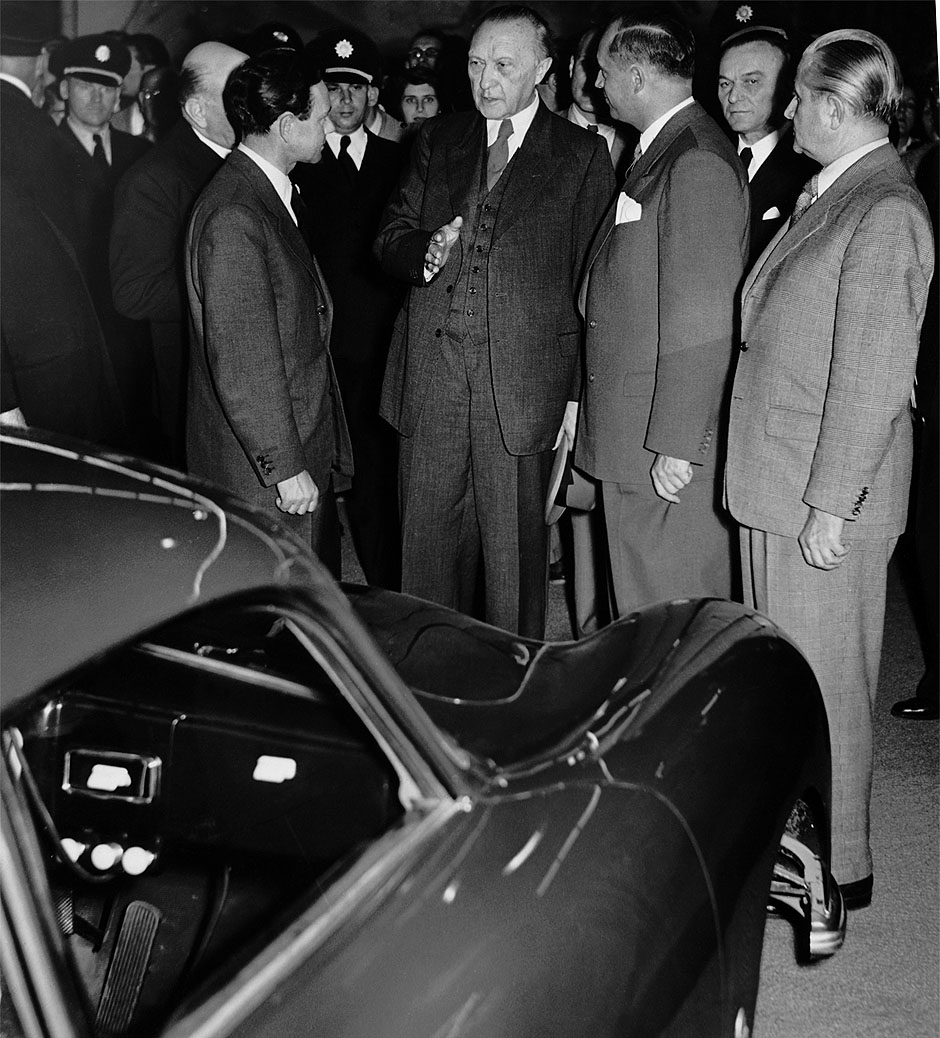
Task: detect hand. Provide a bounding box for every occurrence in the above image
[275,469,320,515]
[651,455,693,503]
[424,216,463,276]
[798,507,850,570]
[553,400,579,450]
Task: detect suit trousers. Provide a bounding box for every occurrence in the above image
[601,477,734,618]
[398,333,551,638]
[740,526,897,885]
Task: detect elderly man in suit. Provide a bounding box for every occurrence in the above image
[111,41,247,467]
[717,15,818,262]
[186,49,352,570]
[376,4,614,638]
[575,10,749,620]
[294,30,405,590]
[725,30,934,908]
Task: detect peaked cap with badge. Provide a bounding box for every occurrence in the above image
[308,28,381,85]
[56,33,131,86]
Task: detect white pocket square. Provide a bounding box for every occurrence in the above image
[615,193,643,224]
[762,206,782,220]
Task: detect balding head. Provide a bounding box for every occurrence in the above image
[179,41,247,148]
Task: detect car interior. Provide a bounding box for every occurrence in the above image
[3,600,409,1038]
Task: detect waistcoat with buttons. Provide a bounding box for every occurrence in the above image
[444,147,516,346]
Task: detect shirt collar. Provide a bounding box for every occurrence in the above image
[238,142,295,223]
[67,115,110,156]
[816,138,890,198]
[191,124,231,159]
[738,126,783,179]
[326,124,368,166]
[486,93,539,158]
[0,72,32,100]
[568,103,615,141]
[639,95,694,155]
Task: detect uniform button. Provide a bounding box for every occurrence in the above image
[471,266,481,274]
[466,308,474,316]
[740,341,749,352]
[588,373,595,382]
[434,328,443,337]
[589,319,597,328]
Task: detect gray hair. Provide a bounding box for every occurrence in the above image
[800,28,903,124]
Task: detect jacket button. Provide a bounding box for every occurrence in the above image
[475,245,484,253]
[589,319,597,328]
[471,265,481,274]
[317,304,326,315]
[445,285,453,294]
[588,373,595,382]
[466,308,474,316]
[469,287,477,294]
[739,341,749,352]
[434,328,443,338]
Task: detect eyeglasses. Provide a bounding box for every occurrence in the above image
[407,47,440,61]
[139,88,162,100]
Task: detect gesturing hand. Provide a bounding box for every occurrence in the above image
[424,216,463,276]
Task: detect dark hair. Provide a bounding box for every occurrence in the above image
[394,68,452,119]
[128,32,170,68]
[606,9,695,80]
[223,49,321,140]
[473,5,555,65]
[720,27,792,69]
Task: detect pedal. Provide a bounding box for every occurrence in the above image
[95,900,161,1037]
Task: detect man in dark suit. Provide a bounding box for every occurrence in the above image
[576,10,749,619]
[186,49,352,569]
[376,5,614,637]
[0,5,124,444]
[294,30,405,590]
[717,17,818,262]
[111,41,247,467]
[725,30,934,906]
[56,34,154,454]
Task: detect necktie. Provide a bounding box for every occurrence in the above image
[790,173,819,226]
[486,119,513,192]
[739,147,753,174]
[338,134,357,183]
[626,141,643,176]
[290,183,313,253]
[587,123,598,133]
[92,133,109,170]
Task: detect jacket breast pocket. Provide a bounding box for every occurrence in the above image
[557,330,580,356]
[765,405,820,443]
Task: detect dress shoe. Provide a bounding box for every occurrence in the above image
[840,874,873,910]
[890,696,939,720]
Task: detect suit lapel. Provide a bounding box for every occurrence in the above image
[445,114,485,216]
[493,103,565,240]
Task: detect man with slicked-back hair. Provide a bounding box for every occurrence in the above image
[725,29,934,908]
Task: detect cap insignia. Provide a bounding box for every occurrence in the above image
[95,44,111,62]
[735,5,754,23]
[335,39,354,59]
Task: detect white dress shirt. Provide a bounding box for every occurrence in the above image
[238,142,296,224]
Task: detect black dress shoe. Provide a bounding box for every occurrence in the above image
[890,696,940,720]
[840,874,873,910]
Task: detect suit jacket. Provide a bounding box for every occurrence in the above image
[186,149,352,512]
[292,131,405,368]
[376,101,615,455]
[725,144,934,540]
[747,125,818,262]
[576,101,749,484]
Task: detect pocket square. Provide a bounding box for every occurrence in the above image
[615,193,643,224]
[762,206,782,220]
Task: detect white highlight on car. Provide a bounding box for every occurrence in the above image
[87,764,132,792]
[252,755,297,784]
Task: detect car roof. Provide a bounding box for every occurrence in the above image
[1,431,337,709]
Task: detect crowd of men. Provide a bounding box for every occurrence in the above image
[1,0,937,911]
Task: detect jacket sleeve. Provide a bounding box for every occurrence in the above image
[111,165,185,323]
[646,148,748,463]
[804,194,934,518]
[193,204,306,486]
[373,122,437,285]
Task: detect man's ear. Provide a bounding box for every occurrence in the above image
[535,54,552,86]
[183,94,206,129]
[59,77,69,101]
[826,92,844,129]
[367,84,379,108]
[631,64,644,95]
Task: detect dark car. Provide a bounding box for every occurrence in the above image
[0,429,844,1038]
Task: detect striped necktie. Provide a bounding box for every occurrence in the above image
[790,174,819,226]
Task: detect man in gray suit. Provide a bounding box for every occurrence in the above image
[575,10,749,619]
[376,5,614,638]
[725,30,934,907]
[186,50,352,570]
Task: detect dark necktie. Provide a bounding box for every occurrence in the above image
[290,183,313,253]
[587,123,598,133]
[789,173,819,227]
[739,147,753,174]
[92,133,109,170]
[338,134,357,183]
[486,119,513,192]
